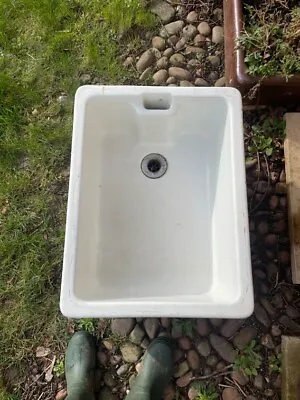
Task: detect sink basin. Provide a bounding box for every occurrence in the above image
[60,85,253,318]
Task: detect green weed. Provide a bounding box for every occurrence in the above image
[102,0,156,34]
[53,358,65,378]
[172,319,196,337]
[78,318,96,334]
[268,353,282,373]
[190,382,218,400]
[233,340,262,377]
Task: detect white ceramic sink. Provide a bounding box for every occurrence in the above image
[60,86,253,318]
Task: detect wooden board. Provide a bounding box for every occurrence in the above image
[282,336,300,400]
[284,113,300,284]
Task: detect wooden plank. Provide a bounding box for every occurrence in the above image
[282,336,300,400]
[284,113,300,284]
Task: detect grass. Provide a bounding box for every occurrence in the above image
[190,382,218,400]
[172,318,196,338]
[268,353,282,374]
[233,340,262,377]
[238,1,300,78]
[0,0,154,397]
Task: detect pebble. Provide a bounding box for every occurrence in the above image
[206,355,218,367]
[265,234,277,247]
[212,26,224,44]
[140,337,149,349]
[150,0,175,23]
[129,324,145,345]
[170,53,186,67]
[286,305,300,319]
[182,25,197,40]
[279,250,290,265]
[136,50,156,73]
[153,69,168,85]
[264,389,275,397]
[169,67,192,81]
[180,80,194,87]
[176,371,193,388]
[139,67,152,81]
[195,78,209,86]
[177,5,186,19]
[215,76,226,87]
[209,334,235,363]
[220,319,244,338]
[254,375,264,390]
[161,318,171,329]
[222,387,242,400]
[207,55,221,67]
[109,354,122,366]
[160,20,185,37]
[245,397,258,400]
[152,36,166,51]
[179,337,192,350]
[255,303,271,327]
[257,220,268,235]
[103,339,116,353]
[144,318,159,339]
[171,326,182,339]
[213,8,223,22]
[166,76,176,84]
[185,46,206,57]
[174,361,189,378]
[261,333,275,349]
[194,34,206,46]
[197,21,211,36]
[271,324,282,337]
[260,298,276,316]
[116,364,129,376]
[156,56,169,69]
[279,315,300,333]
[269,195,279,209]
[186,11,198,23]
[210,319,223,328]
[123,56,134,68]
[273,374,281,389]
[120,342,142,363]
[231,369,249,386]
[174,348,184,363]
[216,361,226,371]
[188,386,198,400]
[275,219,286,233]
[187,59,200,68]
[196,319,211,336]
[80,73,91,84]
[175,37,186,50]
[55,389,67,400]
[168,35,179,46]
[135,362,142,374]
[196,339,211,357]
[275,182,287,194]
[97,351,108,366]
[163,47,174,58]
[187,350,200,370]
[245,158,257,169]
[99,387,118,400]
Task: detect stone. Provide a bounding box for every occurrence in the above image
[55,389,67,400]
[222,387,242,400]
[103,371,117,388]
[261,333,275,349]
[206,355,218,366]
[279,315,300,333]
[275,182,287,194]
[255,180,269,193]
[187,11,198,23]
[135,362,142,373]
[197,22,211,36]
[220,319,244,338]
[254,303,271,327]
[209,334,235,363]
[179,336,192,350]
[231,369,249,386]
[103,340,116,353]
[254,375,264,390]
[163,48,174,58]
[196,319,211,336]
[286,305,300,319]
[174,361,189,378]
[144,318,160,339]
[141,337,149,349]
[188,386,198,400]
[260,298,276,316]
[179,80,194,87]
[152,36,166,51]
[150,1,175,23]
[210,319,224,328]
[171,325,182,339]
[109,354,122,366]
[99,387,119,400]
[273,374,281,389]
[164,384,175,400]
[187,350,200,370]
[213,8,223,22]
[160,20,185,37]
[245,397,258,400]
[194,34,206,46]
[279,250,290,265]
[139,67,152,81]
[161,318,171,329]
[129,324,145,345]
[120,342,142,363]
[174,348,184,363]
[169,53,186,67]
[257,220,269,235]
[274,219,286,233]
[156,56,169,69]
[137,50,156,73]
[169,67,192,81]
[207,55,221,67]
[187,59,200,68]
[176,371,193,387]
[215,76,226,87]
[116,364,129,376]
[168,35,179,46]
[175,37,186,50]
[196,339,211,357]
[153,69,168,85]
[271,324,282,337]
[166,76,176,84]
[265,234,277,247]
[182,25,197,40]
[216,361,226,371]
[80,73,91,83]
[177,5,186,19]
[195,78,209,86]
[185,46,205,57]
[123,56,134,67]
[264,389,275,397]
[269,195,279,209]
[212,26,224,44]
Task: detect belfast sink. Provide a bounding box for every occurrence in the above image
[60,85,253,318]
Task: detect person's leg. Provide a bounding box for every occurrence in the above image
[65,331,96,400]
[125,337,174,400]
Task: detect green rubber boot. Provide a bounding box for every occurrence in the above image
[125,337,174,400]
[65,331,96,400]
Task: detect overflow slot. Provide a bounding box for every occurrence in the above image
[142,93,172,110]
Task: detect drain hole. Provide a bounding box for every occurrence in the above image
[147,159,161,173]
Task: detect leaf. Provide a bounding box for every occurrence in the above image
[36,346,51,358]
[252,368,258,376]
[245,367,252,376]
